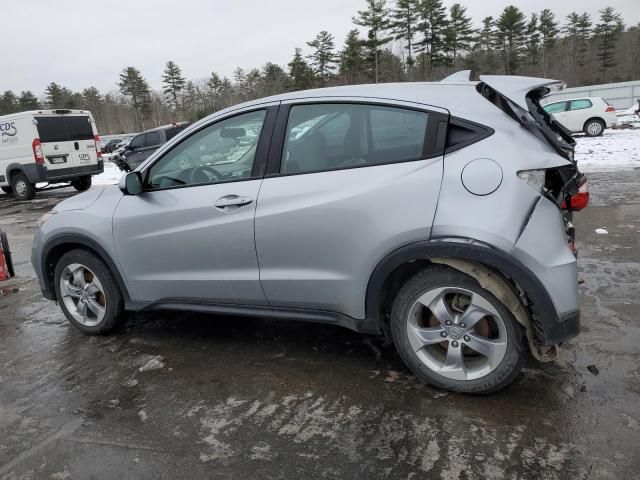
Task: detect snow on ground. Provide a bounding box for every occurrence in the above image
[93,159,124,186]
[575,127,640,172]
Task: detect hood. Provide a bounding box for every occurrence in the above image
[479,75,565,110]
[53,187,105,213]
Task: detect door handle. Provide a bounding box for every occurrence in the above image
[74,142,79,150]
[214,195,253,209]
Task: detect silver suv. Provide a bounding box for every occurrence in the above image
[32,74,586,393]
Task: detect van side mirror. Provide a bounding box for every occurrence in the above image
[119,171,143,195]
[125,144,134,151]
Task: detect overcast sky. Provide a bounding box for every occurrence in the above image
[4,0,640,96]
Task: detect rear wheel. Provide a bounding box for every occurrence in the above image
[1,187,12,194]
[584,118,605,137]
[71,176,92,192]
[390,266,527,394]
[11,173,36,201]
[54,249,125,335]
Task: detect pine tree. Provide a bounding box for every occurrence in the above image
[352,0,392,83]
[443,3,474,67]
[539,9,559,76]
[81,87,102,111]
[340,29,366,84]
[525,14,540,70]
[389,0,419,68]
[262,62,290,95]
[307,31,338,82]
[416,0,449,77]
[44,82,70,108]
[0,91,18,115]
[595,7,624,77]
[118,67,152,129]
[495,6,527,74]
[18,91,40,111]
[576,13,593,68]
[182,80,198,117]
[288,48,315,90]
[162,61,186,111]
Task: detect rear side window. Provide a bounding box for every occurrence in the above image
[281,103,428,174]
[64,116,93,140]
[145,131,161,147]
[543,102,566,114]
[36,117,67,143]
[569,99,592,111]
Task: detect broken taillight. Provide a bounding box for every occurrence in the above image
[561,178,589,211]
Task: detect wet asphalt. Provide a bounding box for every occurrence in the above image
[0,172,638,479]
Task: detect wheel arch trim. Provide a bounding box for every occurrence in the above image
[40,233,132,305]
[364,240,577,346]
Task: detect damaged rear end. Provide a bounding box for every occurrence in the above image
[475,76,587,355]
[477,76,589,254]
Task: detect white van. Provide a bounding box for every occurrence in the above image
[0,110,103,200]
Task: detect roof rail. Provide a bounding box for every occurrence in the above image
[441,70,472,82]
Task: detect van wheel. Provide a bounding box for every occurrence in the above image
[584,119,605,137]
[1,187,12,194]
[11,173,36,201]
[71,176,92,192]
[390,266,527,394]
[54,249,125,335]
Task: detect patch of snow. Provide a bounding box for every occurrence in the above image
[138,409,148,422]
[138,355,165,372]
[575,129,640,172]
[595,228,608,235]
[93,160,124,186]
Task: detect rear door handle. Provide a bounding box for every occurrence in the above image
[74,142,80,150]
[214,195,254,209]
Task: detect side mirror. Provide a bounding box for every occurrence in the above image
[119,171,143,195]
[125,144,134,151]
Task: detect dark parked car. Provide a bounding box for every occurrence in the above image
[116,122,190,171]
[102,138,123,153]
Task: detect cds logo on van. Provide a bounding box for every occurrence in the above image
[0,121,18,144]
[0,121,17,137]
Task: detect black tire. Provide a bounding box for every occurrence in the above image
[11,173,36,201]
[390,266,527,394]
[583,118,605,137]
[53,249,125,335]
[1,187,12,194]
[71,176,92,192]
[0,230,14,277]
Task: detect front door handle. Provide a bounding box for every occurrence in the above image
[74,141,80,150]
[214,195,254,209]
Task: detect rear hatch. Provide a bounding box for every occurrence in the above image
[36,113,99,177]
[476,76,586,210]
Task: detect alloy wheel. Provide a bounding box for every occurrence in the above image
[406,286,507,381]
[59,263,107,326]
[587,121,603,136]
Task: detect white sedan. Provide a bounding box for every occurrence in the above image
[543,97,618,136]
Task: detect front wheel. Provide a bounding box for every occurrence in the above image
[390,266,527,394]
[71,176,92,192]
[54,249,125,334]
[584,119,605,137]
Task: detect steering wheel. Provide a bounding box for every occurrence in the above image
[189,165,223,184]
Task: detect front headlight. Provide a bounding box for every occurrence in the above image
[37,211,56,228]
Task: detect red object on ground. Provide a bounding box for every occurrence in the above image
[0,247,9,281]
[0,229,13,281]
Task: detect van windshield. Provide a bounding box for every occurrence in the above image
[36,116,93,142]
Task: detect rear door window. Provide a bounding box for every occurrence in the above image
[64,116,94,140]
[569,99,592,111]
[36,117,68,143]
[145,131,161,147]
[543,102,567,114]
[281,103,429,174]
